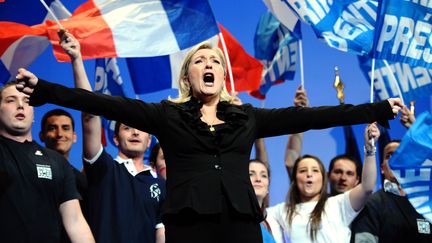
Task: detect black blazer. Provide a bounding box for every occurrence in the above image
[30,79,394,222]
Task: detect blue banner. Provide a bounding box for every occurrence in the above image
[358,55,432,102]
[389,111,432,222]
[374,0,432,68]
[253,11,299,99]
[281,0,378,55]
[94,58,128,147]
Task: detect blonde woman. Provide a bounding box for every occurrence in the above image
[17,42,400,242]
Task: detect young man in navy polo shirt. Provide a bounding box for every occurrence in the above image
[61,31,165,243]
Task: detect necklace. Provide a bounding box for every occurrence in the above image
[202,115,216,132]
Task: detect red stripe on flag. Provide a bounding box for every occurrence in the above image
[47,0,116,62]
[217,24,263,93]
[0,22,46,55]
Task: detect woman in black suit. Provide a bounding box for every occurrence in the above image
[16,42,402,243]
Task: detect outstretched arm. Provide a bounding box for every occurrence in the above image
[285,86,309,180]
[349,123,380,211]
[60,31,101,160]
[232,92,269,164]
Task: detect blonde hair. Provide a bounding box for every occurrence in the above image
[169,42,234,104]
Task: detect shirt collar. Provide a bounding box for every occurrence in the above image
[383,179,403,196]
[114,156,156,178]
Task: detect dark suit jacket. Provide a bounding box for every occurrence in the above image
[30,79,394,222]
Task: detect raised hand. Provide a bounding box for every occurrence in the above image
[400,105,416,129]
[15,68,38,95]
[58,30,81,60]
[364,122,380,149]
[294,85,309,107]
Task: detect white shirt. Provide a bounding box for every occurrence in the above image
[267,191,358,243]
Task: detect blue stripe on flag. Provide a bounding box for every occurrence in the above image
[127,56,173,94]
[0,61,10,85]
[0,0,54,24]
[161,0,219,50]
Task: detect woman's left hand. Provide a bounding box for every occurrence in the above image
[387,98,403,118]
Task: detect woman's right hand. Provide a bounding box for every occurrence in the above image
[15,68,38,95]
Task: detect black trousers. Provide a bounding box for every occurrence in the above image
[164,196,263,243]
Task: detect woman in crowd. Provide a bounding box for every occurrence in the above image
[267,123,380,243]
[249,159,280,243]
[16,41,400,242]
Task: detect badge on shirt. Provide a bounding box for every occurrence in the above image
[150,183,161,202]
[417,219,431,234]
[36,164,52,180]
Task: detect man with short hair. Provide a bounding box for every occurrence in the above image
[0,81,94,242]
[351,139,432,243]
[61,31,165,243]
[39,108,88,217]
[328,154,361,196]
[39,108,77,160]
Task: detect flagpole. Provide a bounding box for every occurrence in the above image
[382,60,406,106]
[298,39,305,90]
[40,0,65,30]
[370,58,376,147]
[219,32,236,93]
[370,58,375,104]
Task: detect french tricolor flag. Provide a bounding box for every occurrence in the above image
[46,0,220,61]
[127,24,263,94]
[0,0,70,83]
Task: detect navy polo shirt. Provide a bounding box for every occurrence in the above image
[84,147,165,243]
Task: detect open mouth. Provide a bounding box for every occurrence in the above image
[203,73,214,85]
[15,114,25,120]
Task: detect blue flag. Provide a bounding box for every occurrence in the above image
[94,58,129,146]
[358,55,432,102]
[389,111,432,222]
[374,0,432,68]
[273,0,378,55]
[252,11,300,99]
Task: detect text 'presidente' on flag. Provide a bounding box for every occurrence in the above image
[358,56,432,103]
[374,0,432,69]
[264,0,378,56]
